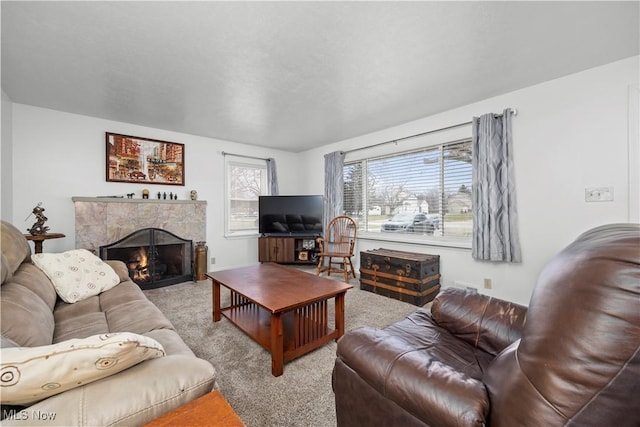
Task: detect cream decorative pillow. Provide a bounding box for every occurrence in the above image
[32,249,121,303]
[0,332,165,405]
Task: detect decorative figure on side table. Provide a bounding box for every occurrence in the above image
[26,202,50,235]
[190,190,198,201]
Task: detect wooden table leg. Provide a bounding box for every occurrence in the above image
[33,241,44,254]
[335,292,346,340]
[270,312,284,376]
[212,279,221,322]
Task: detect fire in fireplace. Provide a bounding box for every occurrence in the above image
[99,228,194,289]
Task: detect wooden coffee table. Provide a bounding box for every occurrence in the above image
[207,263,352,376]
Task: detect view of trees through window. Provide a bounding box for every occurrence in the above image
[343,139,472,240]
[228,162,267,232]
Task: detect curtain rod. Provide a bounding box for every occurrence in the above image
[344,108,517,156]
[221,151,271,161]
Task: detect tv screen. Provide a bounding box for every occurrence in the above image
[259,195,324,236]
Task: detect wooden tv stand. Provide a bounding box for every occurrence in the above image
[258,235,319,264]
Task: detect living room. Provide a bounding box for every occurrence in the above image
[1,2,639,425]
[2,2,638,307]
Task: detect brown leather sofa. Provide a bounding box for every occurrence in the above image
[333,223,640,426]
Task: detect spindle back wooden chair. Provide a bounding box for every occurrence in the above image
[316,216,357,283]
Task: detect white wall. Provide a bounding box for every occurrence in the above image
[1,90,14,222]
[9,107,300,268]
[298,56,639,305]
[6,56,638,304]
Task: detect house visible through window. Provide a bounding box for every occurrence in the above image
[343,139,472,242]
[226,158,269,235]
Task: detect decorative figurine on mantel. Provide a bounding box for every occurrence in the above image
[26,202,50,235]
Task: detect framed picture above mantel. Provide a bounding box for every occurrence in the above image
[106,132,185,186]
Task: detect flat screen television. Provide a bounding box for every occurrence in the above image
[259,195,324,236]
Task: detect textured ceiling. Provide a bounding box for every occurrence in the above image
[2,1,638,152]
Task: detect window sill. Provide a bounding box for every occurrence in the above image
[224,230,259,239]
[358,231,471,250]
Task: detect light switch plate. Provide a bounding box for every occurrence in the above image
[585,187,614,202]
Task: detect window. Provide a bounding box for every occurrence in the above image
[225,158,269,236]
[343,139,472,243]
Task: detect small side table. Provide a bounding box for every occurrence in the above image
[24,233,66,254]
[143,390,245,426]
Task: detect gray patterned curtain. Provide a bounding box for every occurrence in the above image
[472,109,522,262]
[323,151,345,233]
[267,158,279,196]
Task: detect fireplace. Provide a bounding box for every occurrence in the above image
[99,228,194,289]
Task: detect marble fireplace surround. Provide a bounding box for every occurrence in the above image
[72,197,206,253]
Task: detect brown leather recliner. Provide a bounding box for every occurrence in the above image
[333,223,640,426]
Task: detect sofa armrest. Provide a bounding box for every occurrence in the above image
[1,355,217,426]
[104,260,131,283]
[431,287,527,355]
[336,327,489,427]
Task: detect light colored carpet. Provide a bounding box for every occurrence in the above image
[144,266,425,427]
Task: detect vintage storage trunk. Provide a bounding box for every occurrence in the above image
[359,248,440,306]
